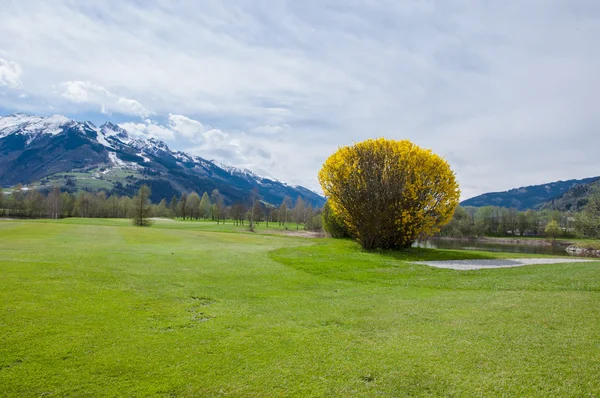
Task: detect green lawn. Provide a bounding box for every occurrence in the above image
[1,219,599,397]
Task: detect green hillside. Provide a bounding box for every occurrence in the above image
[461,177,598,210]
[543,179,600,211]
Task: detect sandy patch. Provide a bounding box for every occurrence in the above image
[413,258,596,270]
[260,229,325,238]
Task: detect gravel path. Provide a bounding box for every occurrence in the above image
[413,258,596,270]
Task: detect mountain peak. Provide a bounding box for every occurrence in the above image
[0,113,325,207]
[0,113,72,138]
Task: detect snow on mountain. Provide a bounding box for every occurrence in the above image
[94,127,114,149]
[0,113,325,206]
[214,161,276,183]
[0,113,71,139]
[2,115,183,162]
[0,114,265,180]
[107,151,126,167]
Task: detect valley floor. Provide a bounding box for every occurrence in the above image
[1,218,599,397]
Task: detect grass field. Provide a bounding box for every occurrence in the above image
[1,219,599,397]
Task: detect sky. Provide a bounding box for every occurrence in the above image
[1,0,599,200]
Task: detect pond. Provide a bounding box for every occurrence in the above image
[413,238,572,256]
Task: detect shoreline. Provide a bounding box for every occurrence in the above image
[431,236,600,257]
[432,236,573,247]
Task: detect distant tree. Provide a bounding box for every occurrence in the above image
[545,219,561,242]
[106,195,120,218]
[199,192,212,219]
[502,208,518,235]
[292,197,305,230]
[60,192,75,217]
[474,206,494,236]
[154,198,169,218]
[248,189,260,231]
[131,185,154,227]
[305,207,324,231]
[46,186,62,219]
[517,212,530,236]
[95,191,107,218]
[120,196,133,218]
[527,209,541,236]
[0,186,4,216]
[179,193,188,220]
[263,204,274,227]
[231,203,246,225]
[10,184,25,217]
[279,196,290,228]
[221,204,231,222]
[25,189,45,218]
[303,204,314,230]
[75,192,90,217]
[211,189,224,224]
[187,192,201,220]
[169,195,178,217]
[575,189,600,238]
[440,206,476,238]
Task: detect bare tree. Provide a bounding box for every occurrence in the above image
[131,185,154,227]
[264,204,274,228]
[211,189,224,224]
[179,193,188,220]
[279,196,290,228]
[231,203,246,225]
[293,196,305,230]
[248,188,260,231]
[169,195,178,217]
[46,186,62,219]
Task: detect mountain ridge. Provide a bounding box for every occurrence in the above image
[461,177,599,211]
[0,113,324,206]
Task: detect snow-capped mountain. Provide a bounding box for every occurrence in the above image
[0,114,324,206]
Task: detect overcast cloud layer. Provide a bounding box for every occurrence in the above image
[1,1,599,199]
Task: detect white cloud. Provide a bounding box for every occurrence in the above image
[251,124,290,135]
[1,1,600,197]
[60,81,151,117]
[119,120,174,140]
[118,114,277,177]
[0,58,23,89]
[168,114,205,138]
[61,81,108,102]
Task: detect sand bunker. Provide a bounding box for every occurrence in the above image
[413,258,595,270]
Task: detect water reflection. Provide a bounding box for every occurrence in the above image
[413,238,570,256]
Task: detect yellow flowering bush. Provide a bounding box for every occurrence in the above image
[318,138,460,249]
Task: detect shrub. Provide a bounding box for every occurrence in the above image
[318,138,459,249]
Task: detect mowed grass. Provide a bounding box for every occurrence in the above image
[1,220,599,397]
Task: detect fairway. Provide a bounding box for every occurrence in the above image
[1,219,600,397]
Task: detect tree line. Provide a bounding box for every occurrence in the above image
[0,184,323,230]
[440,193,600,239]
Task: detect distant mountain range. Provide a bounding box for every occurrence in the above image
[0,114,325,206]
[461,177,599,211]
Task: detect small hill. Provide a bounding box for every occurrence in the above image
[542,179,600,211]
[460,177,599,211]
